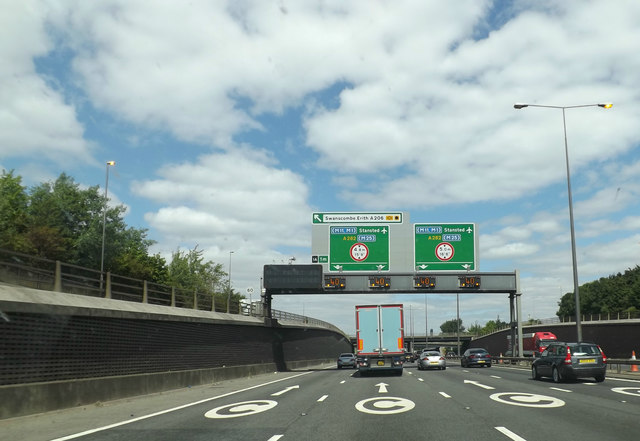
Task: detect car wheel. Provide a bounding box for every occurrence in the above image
[442,366,446,370]
[552,367,562,383]
[595,374,605,382]
[532,365,540,380]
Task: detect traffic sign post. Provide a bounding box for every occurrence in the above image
[414,223,477,271]
[329,225,390,271]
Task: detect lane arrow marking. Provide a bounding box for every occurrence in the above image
[271,385,300,396]
[464,380,495,390]
[376,383,389,393]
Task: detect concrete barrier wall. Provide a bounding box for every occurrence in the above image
[0,284,352,418]
[471,322,640,358]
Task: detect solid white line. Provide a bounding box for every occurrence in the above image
[317,395,328,402]
[267,436,284,441]
[550,387,572,393]
[49,371,314,441]
[439,392,451,398]
[495,426,527,441]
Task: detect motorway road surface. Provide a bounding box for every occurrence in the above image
[2,363,639,441]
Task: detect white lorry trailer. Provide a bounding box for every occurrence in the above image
[355,304,405,376]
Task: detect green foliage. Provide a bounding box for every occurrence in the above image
[168,246,239,308]
[0,170,30,252]
[0,171,233,295]
[440,318,464,333]
[557,266,640,317]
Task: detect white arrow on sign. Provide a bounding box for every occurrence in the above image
[464,380,495,390]
[314,214,322,222]
[376,383,389,393]
[271,385,300,396]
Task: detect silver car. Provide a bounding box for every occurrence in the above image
[417,351,447,370]
[337,353,357,369]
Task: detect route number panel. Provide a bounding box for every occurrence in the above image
[329,226,390,271]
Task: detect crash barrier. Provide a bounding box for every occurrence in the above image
[489,356,640,373]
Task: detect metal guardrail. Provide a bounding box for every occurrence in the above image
[0,248,343,334]
[491,356,640,372]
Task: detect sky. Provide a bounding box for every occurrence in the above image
[2,0,640,335]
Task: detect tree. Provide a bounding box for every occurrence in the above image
[0,170,30,252]
[468,321,483,336]
[26,173,104,262]
[168,247,233,307]
[557,266,640,317]
[440,318,464,333]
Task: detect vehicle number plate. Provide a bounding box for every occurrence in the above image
[478,360,485,363]
[377,360,385,366]
[579,359,596,364]
[430,361,438,364]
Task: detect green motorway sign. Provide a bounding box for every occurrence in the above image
[414,223,477,271]
[329,225,390,271]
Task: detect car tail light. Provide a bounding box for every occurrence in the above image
[598,346,607,363]
[440,357,445,361]
[564,346,572,365]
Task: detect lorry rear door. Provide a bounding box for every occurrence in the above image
[380,305,403,353]
[357,306,380,353]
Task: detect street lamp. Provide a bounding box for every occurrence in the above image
[100,161,116,292]
[514,102,612,341]
[226,251,234,313]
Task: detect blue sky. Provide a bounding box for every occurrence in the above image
[2,0,640,334]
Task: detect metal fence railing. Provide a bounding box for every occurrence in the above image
[0,248,343,334]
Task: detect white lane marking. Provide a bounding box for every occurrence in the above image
[267,436,284,441]
[49,371,315,441]
[205,400,277,419]
[418,378,424,382]
[583,382,596,386]
[607,377,640,384]
[550,387,572,393]
[612,387,640,397]
[491,375,501,379]
[355,397,415,415]
[439,392,451,398]
[464,380,495,390]
[271,385,300,396]
[376,382,389,393]
[317,395,328,402]
[340,380,346,384]
[495,426,527,441]
[490,392,565,408]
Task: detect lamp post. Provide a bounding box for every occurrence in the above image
[100,161,116,292]
[514,102,612,342]
[226,250,234,313]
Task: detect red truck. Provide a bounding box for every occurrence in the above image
[507,331,557,357]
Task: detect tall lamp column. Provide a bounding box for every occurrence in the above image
[100,161,116,292]
[514,102,612,341]
[226,250,234,313]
